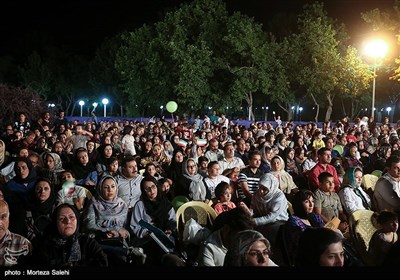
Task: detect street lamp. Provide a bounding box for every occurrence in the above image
[92,102,98,114]
[102,98,109,117]
[364,39,388,120]
[386,106,392,118]
[160,105,164,116]
[299,107,303,122]
[48,103,55,116]
[78,100,85,117]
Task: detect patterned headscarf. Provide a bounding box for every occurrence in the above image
[224,230,271,266]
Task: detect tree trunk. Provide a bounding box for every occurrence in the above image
[310,93,320,122]
[277,103,290,121]
[325,94,334,122]
[245,92,254,121]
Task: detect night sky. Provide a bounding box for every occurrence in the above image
[0,0,396,59]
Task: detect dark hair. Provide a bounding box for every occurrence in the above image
[377,210,398,225]
[318,171,334,184]
[121,155,136,167]
[386,155,400,168]
[140,176,159,195]
[214,182,231,200]
[197,156,209,165]
[212,207,255,232]
[292,189,314,219]
[295,227,343,267]
[317,147,330,156]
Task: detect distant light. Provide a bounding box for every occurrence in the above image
[291,106,295,110]
[78,100,85,106]
[386,107,392,113]
[160,105,164,109]
[266,106,269,110]
[92,102,98,108]
[299,107,303,112]
[102,98,109,105]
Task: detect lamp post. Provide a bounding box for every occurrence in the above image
[160,105,164,116]
[102,98,109,118]
[386,107,392,120]
[364,39,388,120]
[92,102,98,114]
[78,100,85,117]
[48,103,55,116]
[299,107,303,122]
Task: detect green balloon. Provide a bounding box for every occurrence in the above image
[166,101,178,113]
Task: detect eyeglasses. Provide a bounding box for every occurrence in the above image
[247,249,270,258]
[144,184,157,192]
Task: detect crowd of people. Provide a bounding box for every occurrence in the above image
[0,109,399,268]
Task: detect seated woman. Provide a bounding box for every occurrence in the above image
[250,173,289,250]
[6,157,38,236]
[26,178,56,240]
[224,230,278,267]
[69,148,97,194]
[31,203,108,267]
[338,167,372,217]
[197,207,254,266]
[284,189,325,265]
[269,155,299,202]
[129,176,179,265]
[39,152,64,189]
[295,227,345,267]
[177,158,210,203]
[368,210,398,266]
[82,175,143,265]
[95,144,114,175]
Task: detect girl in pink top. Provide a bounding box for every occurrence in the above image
[213,182,236,215]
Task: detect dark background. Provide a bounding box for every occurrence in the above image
[0,0,395,59]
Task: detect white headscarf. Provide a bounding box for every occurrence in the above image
[256,173,280,204]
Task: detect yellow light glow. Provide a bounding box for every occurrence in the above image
[364,39,388,59]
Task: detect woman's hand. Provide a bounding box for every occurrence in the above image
[106,230,118,238]
[118,228,129,239]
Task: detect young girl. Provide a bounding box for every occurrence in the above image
[368,210,399,266]
[212,182,236,215]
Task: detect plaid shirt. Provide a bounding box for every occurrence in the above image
[0,230,31,266]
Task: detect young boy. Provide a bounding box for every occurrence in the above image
[313,172,348,235]
[56,170,90,211]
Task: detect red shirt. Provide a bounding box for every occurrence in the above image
[307,162,341,192]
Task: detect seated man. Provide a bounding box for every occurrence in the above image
[0,200,32,266]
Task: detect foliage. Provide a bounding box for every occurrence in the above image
[89,35,127,116]
[0,84,45,124]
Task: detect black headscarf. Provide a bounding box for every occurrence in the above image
[13,157,37,184]
[45,203,82,264]
[140,176,173,231]
[29,178,56,219]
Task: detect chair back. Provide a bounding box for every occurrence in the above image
[171,195,189,211]
[371,170,382,178]
[348,209,378,265]
[362,174,379,192]
[176,201,217,236]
